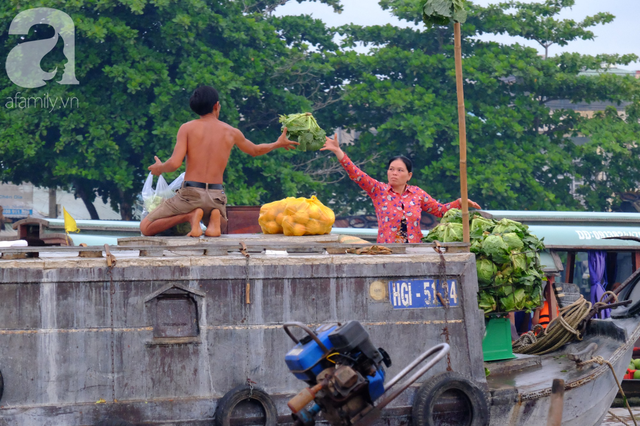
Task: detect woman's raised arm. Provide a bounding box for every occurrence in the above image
[321,133,382,196]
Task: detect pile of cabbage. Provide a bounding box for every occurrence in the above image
[423,209,546,314]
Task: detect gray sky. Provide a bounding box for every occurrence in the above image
[275,0,640,69]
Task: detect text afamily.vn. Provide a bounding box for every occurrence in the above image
[5,92,79,112]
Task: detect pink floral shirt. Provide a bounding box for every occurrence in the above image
[340,154,461,244]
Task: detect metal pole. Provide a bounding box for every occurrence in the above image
[453,22,470,243]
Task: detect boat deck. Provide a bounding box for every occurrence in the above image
[486,317,640,425]
[0,233,456,260]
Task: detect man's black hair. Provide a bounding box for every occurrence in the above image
[189,86,219,116]
[387,156,413,173]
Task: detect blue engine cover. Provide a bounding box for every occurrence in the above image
[367,368,386,402]
[285,324,338,382]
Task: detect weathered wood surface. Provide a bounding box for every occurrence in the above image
[0,245,483,425]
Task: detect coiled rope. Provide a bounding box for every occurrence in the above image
[512,296,592,355]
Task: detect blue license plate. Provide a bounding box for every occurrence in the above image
[388,279,459,309]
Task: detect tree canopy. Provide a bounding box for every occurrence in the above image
[1,0,639,218]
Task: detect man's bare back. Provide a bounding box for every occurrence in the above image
[140,86,298,238]
[180,119,235,184]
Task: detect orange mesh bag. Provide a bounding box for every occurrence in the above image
[282,196,335,236]
[258,197,295,234]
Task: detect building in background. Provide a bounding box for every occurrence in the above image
[0,183,121,224]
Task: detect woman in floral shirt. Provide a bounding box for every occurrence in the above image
[321,134,481,244]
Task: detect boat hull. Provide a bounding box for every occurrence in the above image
[487,318,640,426]
[0,243,485,425]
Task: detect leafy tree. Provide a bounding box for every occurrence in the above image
[574,103,640,211]
[307,0,640,214]
[0,0,341,219]
[2,0,640,221]
[473,0,614,59]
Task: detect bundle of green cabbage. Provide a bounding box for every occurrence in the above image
[423,209,545,314]
[278,112,326,151]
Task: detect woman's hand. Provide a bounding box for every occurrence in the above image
[468,199,481,209]
[456,198,481,209]
[320,133,345,161]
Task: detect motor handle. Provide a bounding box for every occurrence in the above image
[283,322,331,354]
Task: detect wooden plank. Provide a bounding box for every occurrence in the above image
[0,241,470,260]
[546,379,565,426]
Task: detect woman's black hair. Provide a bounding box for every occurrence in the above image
[189,86,219,116]
[387,156,413,173]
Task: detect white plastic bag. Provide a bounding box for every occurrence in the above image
[141,172,185,219]
[167,172,185,194]
[141,173,154,209]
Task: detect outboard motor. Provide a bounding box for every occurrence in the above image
[283,321,449,426]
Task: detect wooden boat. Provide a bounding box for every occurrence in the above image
[0,210,637,425]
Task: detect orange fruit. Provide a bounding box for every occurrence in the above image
[282,217,295,236]
[305,220,322,235]
[264,221,281,234]
[261,209,276,222]
[292,223,307,236]
[293,211,310,225]
[307,206,322,220]
[276,212,285,225]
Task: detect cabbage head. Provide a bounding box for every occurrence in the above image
[476,258,497,285]
[481,235,510,264]
[500,288,526,312]
[423,222,463,242]
[510,252,528,275]
[441,223,464,242]
[441,208,462,224]
[478,292,497,314]
[492,218,527,235]
[503,232,524,252]
[470,216,495,239]
[279,113,326,151]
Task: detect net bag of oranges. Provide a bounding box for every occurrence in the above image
[258,196,335,236]
[258,197,294,234]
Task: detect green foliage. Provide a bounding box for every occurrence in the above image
[574,105,640,211]
[422,0,468,26]
[470,0,614,57]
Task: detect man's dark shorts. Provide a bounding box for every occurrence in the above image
[146,186,227,226]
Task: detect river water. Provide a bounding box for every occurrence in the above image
[602,407,640,425]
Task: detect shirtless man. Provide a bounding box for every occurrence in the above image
[140,86,298,238]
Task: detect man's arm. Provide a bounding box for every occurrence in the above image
[234,128,299,157]
[148,124,188,176]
